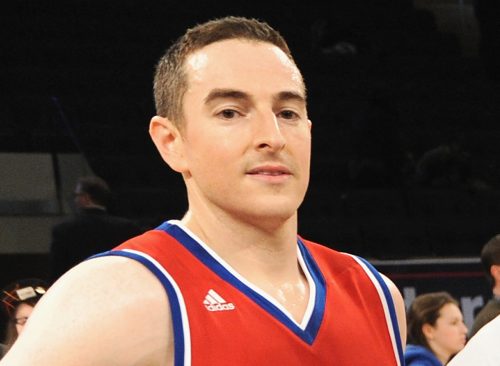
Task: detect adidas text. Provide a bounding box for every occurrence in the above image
[205,303,235,312]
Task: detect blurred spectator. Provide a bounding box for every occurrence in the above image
[414,142,490,192]
[49,176,143,282]
[0,279,48,359]
[405,292,468,366]
[470,234,500,337]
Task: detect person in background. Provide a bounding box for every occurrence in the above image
[447,314,500,365]
[49,176,143,282]
[0,16,406,365]
[470,234,500,337]
[405,292,468,366]
[0,279,48,359]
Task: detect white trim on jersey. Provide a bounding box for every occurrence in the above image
[296,245,316,329]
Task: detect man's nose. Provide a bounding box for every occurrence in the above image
[253,112,286,152]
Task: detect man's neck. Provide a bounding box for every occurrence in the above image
[180,208,309,323]
[492,285,500,298]
[181,207,300,280]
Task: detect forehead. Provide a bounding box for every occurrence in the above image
[184,39,305,97]
[15,302,33,317]
[438,303,461,318]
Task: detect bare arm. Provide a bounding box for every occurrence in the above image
[0,256,173,366]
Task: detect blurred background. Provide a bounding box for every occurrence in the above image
[1,0,499,288]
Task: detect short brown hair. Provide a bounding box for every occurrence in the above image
[153,16,297,126]
[481,234,500,288]
[77,176,111,207]
[406,291,459,351]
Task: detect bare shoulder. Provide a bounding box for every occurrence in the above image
[380,274,407,346]
[1,256,172,366]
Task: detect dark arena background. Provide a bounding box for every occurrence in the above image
[1,0,500,333]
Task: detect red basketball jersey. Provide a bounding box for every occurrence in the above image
[96,220,404,366]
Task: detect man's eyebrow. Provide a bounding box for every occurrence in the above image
[204,89,306,106]
[274,91,307,104]
[204,89,251,104]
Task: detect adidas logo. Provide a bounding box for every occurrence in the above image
[203,289,235,312]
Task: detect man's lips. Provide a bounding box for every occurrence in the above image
[246,165,291,176]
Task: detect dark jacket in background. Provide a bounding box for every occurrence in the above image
[470,296,500,337]
[49,208,143,282]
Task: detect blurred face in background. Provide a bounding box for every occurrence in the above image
[14,303,34,335]
[73,183,87,209]
[424,302,468,362]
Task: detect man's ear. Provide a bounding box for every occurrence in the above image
[149,116,189,173]
[491,264,500,281]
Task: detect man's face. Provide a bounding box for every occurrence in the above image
[178,39,311,226]
[73,183,86,209]
[73,183,91,211]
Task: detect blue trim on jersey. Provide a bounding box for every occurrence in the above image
[297,238,327,339]
[355,256,405,366]
[90,250,186,366]
[157,221,326,345]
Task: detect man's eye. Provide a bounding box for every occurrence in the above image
[279,110,299,119]
[219,109,238,119]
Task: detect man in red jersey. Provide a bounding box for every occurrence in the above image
[1,16,406,365]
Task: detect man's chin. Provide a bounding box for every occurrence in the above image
[235,205,298,228]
